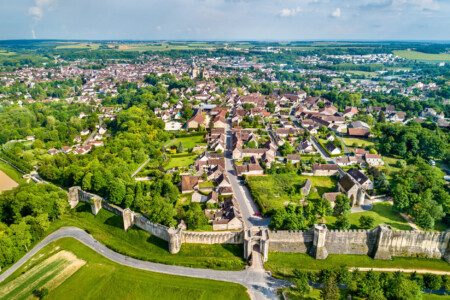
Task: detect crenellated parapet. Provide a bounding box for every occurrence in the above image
[68,187,450,262]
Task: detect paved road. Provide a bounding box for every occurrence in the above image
[0,227,287,299]
[225,123,270,228]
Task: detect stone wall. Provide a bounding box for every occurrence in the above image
[182,230,243,244]
[68,186,244,255]
[268,224,450,262]
[69,187,450,262]
[374,225,450,260]
[267,230,313,252]
[325,229,376,256]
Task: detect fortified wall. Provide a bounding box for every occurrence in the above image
[68,186,242,254]
[267,224,450,262]
[68,187,450,262]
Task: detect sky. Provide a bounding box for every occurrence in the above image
[0,0,449,41]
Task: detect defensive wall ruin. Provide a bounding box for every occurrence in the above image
[68,187,450,263]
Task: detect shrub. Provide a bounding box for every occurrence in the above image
[359,215,375,229]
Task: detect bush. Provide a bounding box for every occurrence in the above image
[423,273,443,290]
[33,288,49,299]
[359,215,375,229]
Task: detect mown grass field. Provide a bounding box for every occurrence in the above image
[325,202,412,230]
[165,153,197,170]
[341,137,375,148]
[265,252,450,277]
[165,134,206,150]
[48,202,246,270]
[0,238,249,300]
[394,50,450,62]
[246,174,337,214]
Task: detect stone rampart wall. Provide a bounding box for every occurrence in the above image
[376,228,450,259]
[325,229,376,256]
[268,230,314,252]
[183,230,243,244]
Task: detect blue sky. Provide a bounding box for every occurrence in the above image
[0,0,449,40]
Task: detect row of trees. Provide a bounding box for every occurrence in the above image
[292,267,448,299]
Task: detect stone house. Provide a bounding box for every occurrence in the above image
[348,168,373,190]
[365,154,384,167]
[312,164,339,176]
[338,174,365,207]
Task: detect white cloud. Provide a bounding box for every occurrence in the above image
[330,7,341,18]
[28,0,57,21]
[278,7,303,17]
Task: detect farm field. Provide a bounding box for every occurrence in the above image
[0,250,86,299]
[0,238,249,300]
[0,170,18,193]
[55,42,100,50]
[246,174,337,214]
[265,252,450,277]
[394,50,450,62]
[48,202,246,270]
[111,42,221,52]
[325,202,412,230]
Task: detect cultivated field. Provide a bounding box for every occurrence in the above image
[55,43,100,50]
[394,50,450,62]
[0,250,86,299]
[0,170,18,192]
[0,238,249,300]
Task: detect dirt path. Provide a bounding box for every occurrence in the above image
[351,267,450,275]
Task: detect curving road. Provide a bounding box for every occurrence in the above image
[0,227,288,300]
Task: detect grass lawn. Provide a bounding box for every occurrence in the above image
[394,50,450,62]
[325,202,412,230]
[0,238,249,300]
[47,202,246,270]
[265,252,450,277]
[382,156,402,175]
[341,137,375,148]
[165,153,197,170]
[246,174,337,215]
[165,134,206,150]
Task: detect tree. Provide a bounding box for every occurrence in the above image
[359,215,375,229]
[423,273,443,291]
[321,275,340,300]
[293,270,311,294]
[108,179,126,205]
[386,273,422,300]
[334,213,351,230]
[185,203,208,230]
[333,194,351,216]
